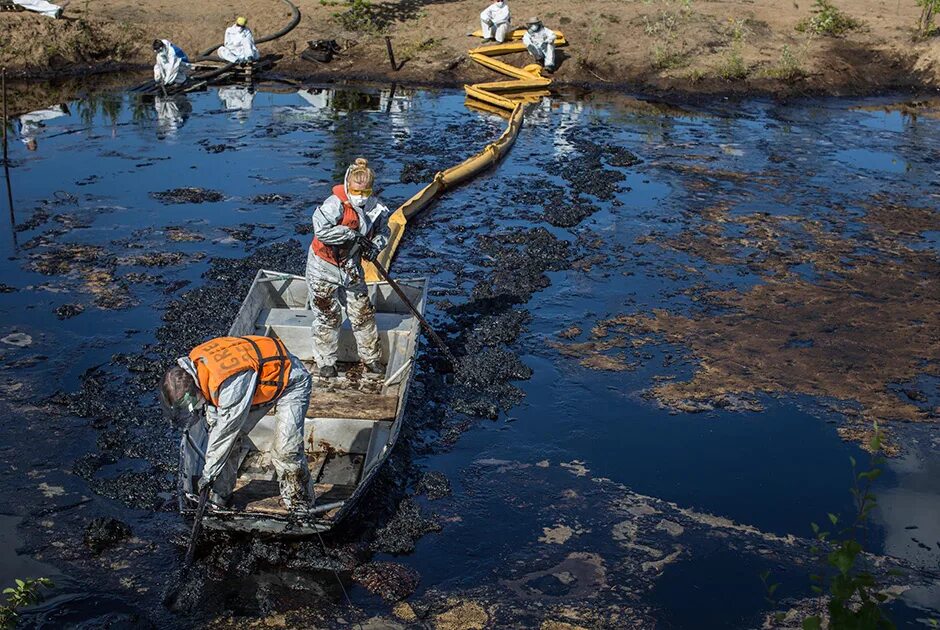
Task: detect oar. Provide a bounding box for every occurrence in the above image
[365,250,457,367]
[162,483,210,608]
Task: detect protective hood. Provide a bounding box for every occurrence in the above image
[343,165,371,208]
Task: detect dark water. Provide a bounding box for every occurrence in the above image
[0,85,937,627]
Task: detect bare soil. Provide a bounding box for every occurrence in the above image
[2,0,940,96]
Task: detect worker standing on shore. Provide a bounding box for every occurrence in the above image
[12,0,63,18]
[522,17,556,73]
[306,158,390,379]
[218,16,260,64]
[153,39,190,87]
[160,336,315,511]
[480,0,511,44]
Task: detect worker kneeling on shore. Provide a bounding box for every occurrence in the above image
[218,16,260,64]
[153,39,190,87]
[160,336,315,510]
[480,0,511,43]
[306,158,390,379]
[523,17,556,73]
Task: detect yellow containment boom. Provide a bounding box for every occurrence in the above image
[363,26,566,282]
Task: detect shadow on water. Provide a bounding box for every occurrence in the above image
[0,83,937,627]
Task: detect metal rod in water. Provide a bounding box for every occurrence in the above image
[2,66,15,245]
[385,36,398,71]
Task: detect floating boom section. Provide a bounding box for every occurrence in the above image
[363,27,566,282]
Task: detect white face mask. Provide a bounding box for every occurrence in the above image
[528,24,539,32]
[348,194,369,208]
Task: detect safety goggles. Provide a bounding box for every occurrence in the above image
[347,187,373,197]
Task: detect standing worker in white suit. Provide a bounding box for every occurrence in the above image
[480,0,511,44]
[218,16,260,64]
[522,17,557,73]
[305,158,390,379]
[12,0,63,18]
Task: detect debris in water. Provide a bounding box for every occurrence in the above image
[54,303,85,320]
[351,561,420,602]
[415,471,451,500]
[1,333,33,347]
[371,497,441,554]
[83,516,132,553]
[151,188,225,204]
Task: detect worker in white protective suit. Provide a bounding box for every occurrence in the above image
[217,16,260,64]
[154,94,191,140]
[12,0,63,18]
[153,39,190,87]
[160,336,314,510]
[218,86,254,123]
[480,0,511,44]
[14,104,68,152]
[522,16,556,72]
[306,157,390,378]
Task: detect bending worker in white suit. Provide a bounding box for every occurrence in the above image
[480,0,511,44]
[12,0,63,18]
[218,16,260,64]
[522,16,557,73]
[153,39,190,87]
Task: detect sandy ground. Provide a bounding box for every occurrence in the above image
[1,0,940,96]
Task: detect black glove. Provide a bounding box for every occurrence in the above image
[346,238,362,261]
[360,237,380,262]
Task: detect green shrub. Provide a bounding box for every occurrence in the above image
[796,0,862,36]
[803,424,895,630]
[764,45,805,81]
[916,0,940,37]
[0,578,53,629]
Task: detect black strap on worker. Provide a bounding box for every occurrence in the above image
[241,336,289,403]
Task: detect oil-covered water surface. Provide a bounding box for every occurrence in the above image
[0,85,937,628]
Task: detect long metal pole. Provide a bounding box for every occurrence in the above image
[369,256,457,366]
[2,67,15,244]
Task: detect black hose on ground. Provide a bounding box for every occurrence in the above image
[196,0,301,60]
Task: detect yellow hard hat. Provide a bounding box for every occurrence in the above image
[236,16,248,26]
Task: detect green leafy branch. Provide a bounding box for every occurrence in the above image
[0,577,54,630]
[803,422,895,630]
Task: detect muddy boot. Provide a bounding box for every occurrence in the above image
[208,491,231,511]
[365,361,385,376]
[280,469,314,513]
[319,364,337,378]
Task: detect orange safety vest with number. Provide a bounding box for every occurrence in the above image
[311,184,360,266]
[189,336,290,407]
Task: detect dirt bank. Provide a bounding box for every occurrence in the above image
[2,0,940,97]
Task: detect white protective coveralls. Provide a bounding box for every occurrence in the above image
[218,86,254,123]
[218,24,260,63]
[480,1,511,42]
[153,40,190,86]
[154,95,191,140]
[12,0,62,18]
[15,105,68,149]
[523,25,557,69]
[178,353,313,506]
[305,180,390,369]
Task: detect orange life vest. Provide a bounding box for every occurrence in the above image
[189,336,290,408]
[311,184,360,266]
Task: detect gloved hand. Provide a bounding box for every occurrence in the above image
[358,235,380,262]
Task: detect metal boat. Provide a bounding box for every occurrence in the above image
[178,269,427,534]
